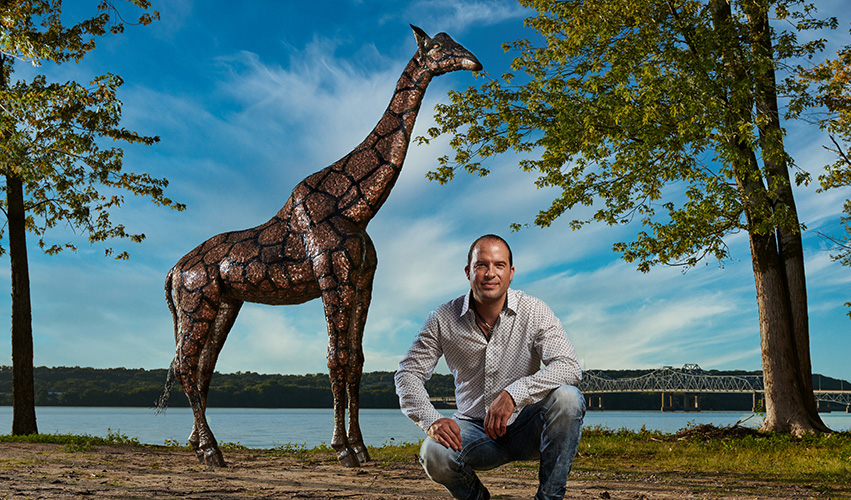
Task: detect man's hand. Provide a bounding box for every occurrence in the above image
[427,418,463,451]
[484,390,515,439]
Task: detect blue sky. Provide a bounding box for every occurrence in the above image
[2,0,849,382]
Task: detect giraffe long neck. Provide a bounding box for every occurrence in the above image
[334,55,433,226]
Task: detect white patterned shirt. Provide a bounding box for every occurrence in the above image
[395,288,582,433]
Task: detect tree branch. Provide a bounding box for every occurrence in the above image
[824,134,851,168]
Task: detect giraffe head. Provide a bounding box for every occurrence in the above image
[411,25,483,75]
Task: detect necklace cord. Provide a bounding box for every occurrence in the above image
[471,303,494,336]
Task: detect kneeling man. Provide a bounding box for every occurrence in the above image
[395,234,585,500]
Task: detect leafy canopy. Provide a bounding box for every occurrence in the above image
[419,0,836,272]
[792,32,851,264]
[0,0,184,259]
[790,31,851,314]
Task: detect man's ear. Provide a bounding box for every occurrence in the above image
[464,265,471,280]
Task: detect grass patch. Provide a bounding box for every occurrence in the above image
[574,424,851,490]
[367,440,421,463]
[267,442,336,461]
[0,428,140,452]
[265,440,422,464]
[162,437,191,449]
[219,441,249,450]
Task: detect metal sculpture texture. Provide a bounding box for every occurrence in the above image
[158,26,481,468]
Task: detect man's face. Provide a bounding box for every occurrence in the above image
[465,239,515,306]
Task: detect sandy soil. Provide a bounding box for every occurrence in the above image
[0,442,846,499]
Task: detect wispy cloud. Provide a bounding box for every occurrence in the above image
[383,0,529,34]
[522,257,760,371]
[214,305,329,374]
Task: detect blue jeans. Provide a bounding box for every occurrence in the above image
[419,385,585,500]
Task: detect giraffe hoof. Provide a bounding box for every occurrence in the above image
[336,447,361,468]
[352,443,370,464]
[203,447,227,467]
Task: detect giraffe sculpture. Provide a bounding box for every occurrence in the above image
[158,25,481,468]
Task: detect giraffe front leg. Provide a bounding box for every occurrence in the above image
[319,280,360,467]
[346,266,374,464]
[346,361,370,464]
[328,351,360,468]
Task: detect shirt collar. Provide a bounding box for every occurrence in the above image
[461,288,517,318]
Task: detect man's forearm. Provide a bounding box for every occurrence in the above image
[395,370,444,432]
[505,356,581,407]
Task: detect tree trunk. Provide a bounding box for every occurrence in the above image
[750,232,825,434]
[711,0,827,435]
[7,173,38,435]
[744,1,827,434]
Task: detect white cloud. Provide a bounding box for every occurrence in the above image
[392,0,529,34]
[214,41,399,168]
[700,347,762,369]
[214,304,330,374]
[1,258,176,369]
[522,258,761,371]
[371,217,466,311]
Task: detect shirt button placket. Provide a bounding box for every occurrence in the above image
[484,341,494,408]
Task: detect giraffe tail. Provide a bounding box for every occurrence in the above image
[155,362,177,414]
[156,268,180,413]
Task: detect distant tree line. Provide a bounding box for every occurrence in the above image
[0,366,454,409]
[0,366,846,410]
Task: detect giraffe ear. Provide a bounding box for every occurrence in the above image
[410,24,430,53]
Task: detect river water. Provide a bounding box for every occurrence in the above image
[2,407,849,448]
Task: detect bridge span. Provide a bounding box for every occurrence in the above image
[581,364,851,411]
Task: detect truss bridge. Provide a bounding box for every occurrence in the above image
[580,364,851,412]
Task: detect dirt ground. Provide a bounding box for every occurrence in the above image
[0,442,847,500]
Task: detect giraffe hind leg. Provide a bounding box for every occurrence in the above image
[188,299,242,463]
[173,288,230,467]
[188,299,242,466]
[198,299,242,405]
[157,270,181,412]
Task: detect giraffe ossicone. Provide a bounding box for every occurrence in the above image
[158,25,481,468]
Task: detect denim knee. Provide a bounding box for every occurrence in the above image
[419,436,460,483]
[548,385,585,417]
